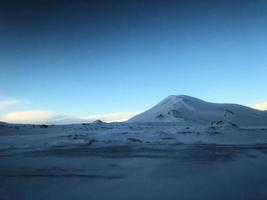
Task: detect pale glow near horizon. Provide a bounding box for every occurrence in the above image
[0,110,140,124]
[252,102,267,111]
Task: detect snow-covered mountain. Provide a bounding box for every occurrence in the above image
[128,95,267,127]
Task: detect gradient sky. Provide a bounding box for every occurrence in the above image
[0,0,267,122]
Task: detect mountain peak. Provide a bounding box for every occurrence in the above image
[162,95,205,104]
[127,95,267,126]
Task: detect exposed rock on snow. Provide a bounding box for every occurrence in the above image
[40,124,49,128]
[92,120,105,124]
[127,137,143,143]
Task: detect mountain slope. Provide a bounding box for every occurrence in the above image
[128,95,267,126]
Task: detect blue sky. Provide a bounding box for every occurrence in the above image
[0,0,267,123]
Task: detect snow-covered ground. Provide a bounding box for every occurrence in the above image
[0,122,267,200]
[0,122,267,155]
[0,95,267,199]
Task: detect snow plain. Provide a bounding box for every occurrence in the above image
[0,122,267,200]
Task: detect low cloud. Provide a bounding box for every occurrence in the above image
[0,110,140,124]
[252,102,267,111]
[0,110,58,124]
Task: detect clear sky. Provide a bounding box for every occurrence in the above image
[0,0,267,123]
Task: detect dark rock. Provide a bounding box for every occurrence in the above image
[40,124,49,128]
[156,114,164,119]
[127,137,143,143]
